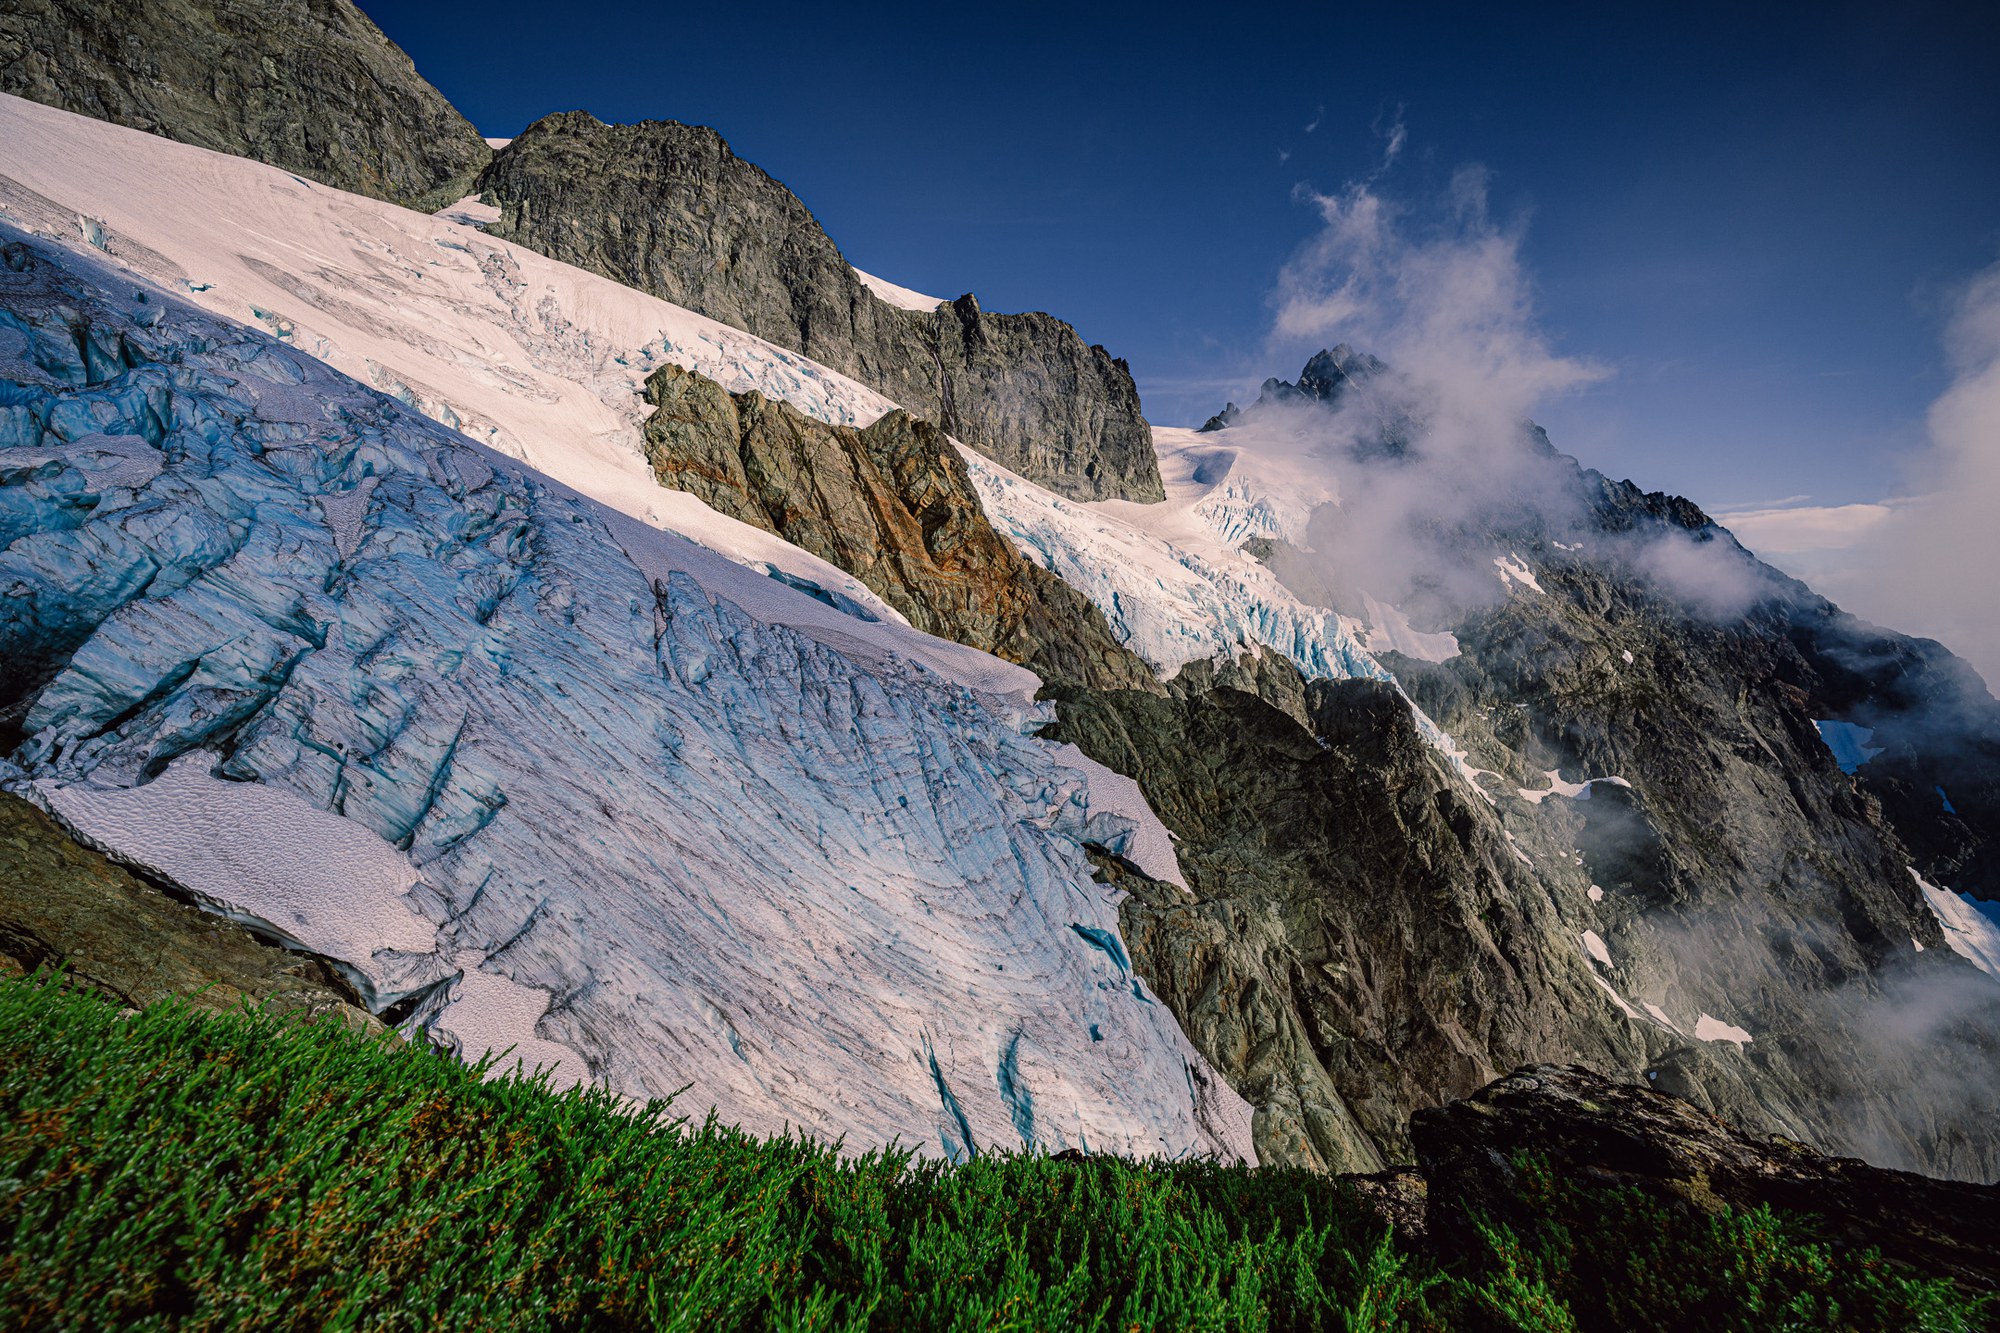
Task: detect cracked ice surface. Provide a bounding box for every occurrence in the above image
[963,445,1389,684]
[962,439,1486,785]
[0,230,1253,1162]
[0,92,910,635]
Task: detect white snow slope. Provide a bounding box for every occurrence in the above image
[854,267,947,313]
[965,427,1391,683]
[0,99,1253,1162]
[0,94,915,642]
[963,425,1487,781]
[0,92,1447,745]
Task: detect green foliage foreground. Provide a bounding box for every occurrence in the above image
[0,974,1988,1332]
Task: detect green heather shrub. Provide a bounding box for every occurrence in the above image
[0,973,1987,1332]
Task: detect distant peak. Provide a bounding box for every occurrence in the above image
[1196,346,1390,431]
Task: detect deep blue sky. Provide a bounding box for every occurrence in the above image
[360,0,1998,512]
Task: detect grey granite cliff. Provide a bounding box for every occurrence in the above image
[477,112,1164,502]
[0,0,491,211]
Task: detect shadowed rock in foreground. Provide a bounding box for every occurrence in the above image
[1407,1064,2000,1290]
[0,791,379,1029]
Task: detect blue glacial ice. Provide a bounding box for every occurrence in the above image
[0,227,1254,1163]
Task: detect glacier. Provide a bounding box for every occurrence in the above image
[0,93,1435,735]
[0,92,913,638]
[961,431,1387,683]
[0,223,1255,1162]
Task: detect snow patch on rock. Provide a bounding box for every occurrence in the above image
[1695,1013,1753,1048]
[1814,720,1884,775]
[1493,553,1545,594]
[854,267,947,313]
[1913,868,2000,980]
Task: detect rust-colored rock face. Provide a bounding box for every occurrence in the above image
[641,362,1157,693]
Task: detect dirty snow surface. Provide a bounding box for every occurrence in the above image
[0,130,1254,1162]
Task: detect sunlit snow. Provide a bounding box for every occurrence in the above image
[854,266,947,312]
[0,101,1256,1162]
[1912,868,2000,980]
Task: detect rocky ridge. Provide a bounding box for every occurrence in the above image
[0,0,491,212]
[7,7,1998,1196]
[1406,1063,2000,1289]
[476,112,1164,503]
[1019,354,2000,1180]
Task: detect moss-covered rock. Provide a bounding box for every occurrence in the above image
[0,790,377,1028]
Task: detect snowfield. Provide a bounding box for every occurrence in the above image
[853,267,947,312]
[0,100,1256,1162]
[966,423,1396,680]
[0,93,1479,776]
[0,94,911,643]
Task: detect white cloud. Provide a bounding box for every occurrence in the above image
[1712,498,1905,556]
[1380,114,1406,170]
[1253,152,1612,616]
[1716,262,2000,684]
[1272,164,1604,439]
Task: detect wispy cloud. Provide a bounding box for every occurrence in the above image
[1377,107,1406,173]
[1712,498,1906,556]
[1271,160,1603,436]
[1718,260,2000,683]
[1244,142,1612,615]
[1304,105,1324,134]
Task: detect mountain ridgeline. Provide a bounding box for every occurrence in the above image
[639,363,1157,693]
[1070,353,2000,1177]
[477,112,1165,504]
[0,0,491,211]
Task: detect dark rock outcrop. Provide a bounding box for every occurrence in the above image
[0,0,490,211]
[1060,551,2000,1180]
[1410,1064,2000,1289]
[1198,345,1395,432]
[1048,352,2000,1181]
[1791,613,2000,899]
[641,362,1156,693]
[1053,671,1650,1173]
[0,791,379,1029]
[478,112,1164,502]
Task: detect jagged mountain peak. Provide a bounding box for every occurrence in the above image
[479,111,1166,503]
[1200,344,1393,431]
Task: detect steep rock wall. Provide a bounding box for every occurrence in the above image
[478,112,1164,503]
[0,0,491,211]
[640,362,1156,693]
